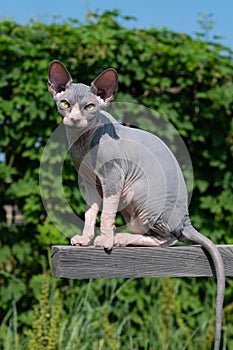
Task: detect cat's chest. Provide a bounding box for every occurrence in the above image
[67,128,94,170]
[69,141,89,169]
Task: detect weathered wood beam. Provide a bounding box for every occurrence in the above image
[51,245,233,279]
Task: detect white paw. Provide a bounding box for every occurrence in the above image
[71,234,91,246]
[114,233,128,247]
[94,234,114,250]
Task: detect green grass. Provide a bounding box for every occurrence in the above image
[1,274,233,349]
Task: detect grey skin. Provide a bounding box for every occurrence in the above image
[48,60,225,350]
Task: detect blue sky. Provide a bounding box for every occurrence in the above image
[0,0,233,49]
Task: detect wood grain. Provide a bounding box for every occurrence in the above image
[51,245,233,279]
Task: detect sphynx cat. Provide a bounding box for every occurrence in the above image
[48,61,224,350]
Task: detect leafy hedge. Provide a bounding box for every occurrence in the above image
[0,10,233,349]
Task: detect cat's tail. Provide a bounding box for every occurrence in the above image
[181,221,225,350]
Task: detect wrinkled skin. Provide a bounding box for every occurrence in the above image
[48,61,225,350]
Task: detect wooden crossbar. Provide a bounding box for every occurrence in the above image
[51,245,233,279]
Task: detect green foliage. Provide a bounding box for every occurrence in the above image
[28,275,62,350]
[0,9,233,349]
[2,276,233,349]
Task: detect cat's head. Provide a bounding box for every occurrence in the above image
[48,60,118,128]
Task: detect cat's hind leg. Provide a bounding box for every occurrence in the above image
[116,210,178,247]
[114,232,178,247]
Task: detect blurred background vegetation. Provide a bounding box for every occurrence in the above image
[0,10,233,349]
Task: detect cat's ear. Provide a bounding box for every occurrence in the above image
[48,61,72,97]
[91,68,118,103]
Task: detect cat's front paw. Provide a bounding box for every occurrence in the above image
[94,234,114,250]
[71,234,92,246]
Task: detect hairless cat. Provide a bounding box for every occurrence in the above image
[48,60,225,350]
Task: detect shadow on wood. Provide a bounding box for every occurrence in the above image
[51,245,233,279]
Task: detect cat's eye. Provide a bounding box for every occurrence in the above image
[84,103,95,111]
[59,100,70,109]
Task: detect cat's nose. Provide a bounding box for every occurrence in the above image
[71,116,80,123]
